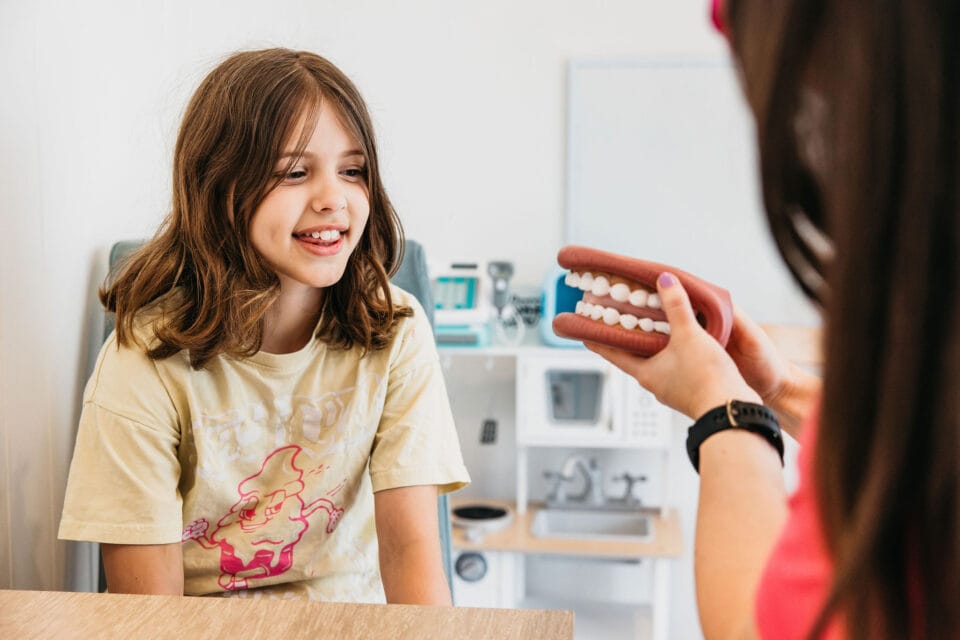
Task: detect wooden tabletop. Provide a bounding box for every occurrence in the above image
[0,589,574,640]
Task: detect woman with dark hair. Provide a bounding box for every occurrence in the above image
[587,1,959,638]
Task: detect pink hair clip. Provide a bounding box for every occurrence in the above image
[710,0,729,37]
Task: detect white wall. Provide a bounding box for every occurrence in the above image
[0,0,729,637]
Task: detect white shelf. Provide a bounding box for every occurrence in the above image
[517,436,669,450]
[437,324,588,357]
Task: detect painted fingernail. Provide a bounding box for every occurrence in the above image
[657,272,676,288]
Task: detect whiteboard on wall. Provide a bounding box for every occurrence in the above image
[565,58,818,325]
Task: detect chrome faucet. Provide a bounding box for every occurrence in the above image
[543,456,656,512]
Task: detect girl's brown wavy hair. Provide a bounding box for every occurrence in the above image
[728,1,960,638]
[102,48,411,369]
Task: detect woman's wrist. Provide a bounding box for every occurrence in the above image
[761,363,821,439]
[689,386,762,421]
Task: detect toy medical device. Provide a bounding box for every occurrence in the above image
[551,245,734,357]
[430,260,493,346]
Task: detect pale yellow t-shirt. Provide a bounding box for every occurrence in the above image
[59,286,470,602]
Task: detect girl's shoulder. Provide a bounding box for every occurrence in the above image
[124,290,186,350]
[385,282,430,332]
[381,283,437,363]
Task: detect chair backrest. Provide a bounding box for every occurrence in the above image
[386,240,455,596]
[101,239,455,597]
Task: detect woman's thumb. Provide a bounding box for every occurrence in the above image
[656,272,698,332]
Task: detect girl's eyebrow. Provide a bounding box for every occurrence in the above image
[277,149,365,160]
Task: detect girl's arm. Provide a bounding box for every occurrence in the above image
[374,485,452,605]
[100,542,185,595]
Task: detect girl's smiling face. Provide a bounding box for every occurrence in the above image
[250,103,370,304]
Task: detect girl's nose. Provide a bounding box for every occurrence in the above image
[310,181,347,214]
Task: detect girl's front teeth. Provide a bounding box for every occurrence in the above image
[305,230,341,241]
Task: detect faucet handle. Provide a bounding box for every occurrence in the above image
[543,470,570,503]
[612,472,648,502]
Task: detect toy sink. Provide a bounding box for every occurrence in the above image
[531,508,653,543]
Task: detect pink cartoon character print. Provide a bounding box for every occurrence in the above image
[182,445,345,591]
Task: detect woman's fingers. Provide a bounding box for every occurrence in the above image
[584,341,644,377]
[655,272,699,334]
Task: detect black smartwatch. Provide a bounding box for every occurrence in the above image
[686,400,784,473]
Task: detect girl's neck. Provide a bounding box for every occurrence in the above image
[260,285,324,354]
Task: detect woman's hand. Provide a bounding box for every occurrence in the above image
[725,305,821,438]
[586,272,760,419]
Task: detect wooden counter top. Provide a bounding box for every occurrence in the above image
[450,499,683,559]
[0,589,573,640]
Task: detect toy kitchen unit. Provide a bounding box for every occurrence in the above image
[437,267,683,640]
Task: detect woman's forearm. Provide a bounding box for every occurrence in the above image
[694,429,788,640]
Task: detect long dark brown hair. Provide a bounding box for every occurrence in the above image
[102,48,411,369]
[728,1,960,638]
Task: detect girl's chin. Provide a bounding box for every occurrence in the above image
[276,270,348,294]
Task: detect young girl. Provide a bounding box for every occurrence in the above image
[59,48,470,605]
[587,1,958,638]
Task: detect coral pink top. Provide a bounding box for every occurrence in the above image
[755,406,842,639]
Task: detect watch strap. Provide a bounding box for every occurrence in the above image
[686,400,784,473]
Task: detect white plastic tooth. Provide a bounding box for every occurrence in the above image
[582,302,595,317]
[590,304,604,321]
[639,318,655,332]
[565,271,581,288]
[602,307,620,326]
[575,300,585,315]
[619,313,639,330]
[628,289,648,307]
[647,293,662,309]
[591,276,611,296]
[654,321,671,335]
[609,283,630,302]
[579,272,595,291]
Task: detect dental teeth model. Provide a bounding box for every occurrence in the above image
[565,271,673,336]
[552,245,734,357]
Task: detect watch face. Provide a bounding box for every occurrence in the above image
[455,552,488,582]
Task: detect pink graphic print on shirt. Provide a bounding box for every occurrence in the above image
[181,445,345,591]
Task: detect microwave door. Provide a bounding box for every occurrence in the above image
[544,369,614,434]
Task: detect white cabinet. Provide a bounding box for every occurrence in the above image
[514,351,672,450]
[513,350,672,516]
[442,342,681,640]
[452,549,522,609]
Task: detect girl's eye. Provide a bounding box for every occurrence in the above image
[341,167,366,180]
[285,168,308,181]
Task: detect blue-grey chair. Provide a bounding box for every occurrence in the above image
[99,239,455,596]
[385,240,455,596]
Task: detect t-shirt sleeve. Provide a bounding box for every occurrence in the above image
[58,332,184,544]
[368,295,470,494]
